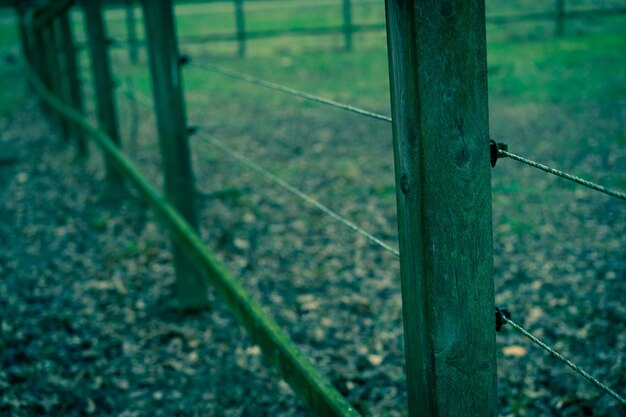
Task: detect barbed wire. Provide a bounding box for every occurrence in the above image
[499,149,626,201]
[187,60,393,123]
[501,315,626,405]
[193,129,400,257]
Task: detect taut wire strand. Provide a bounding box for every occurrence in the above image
[502,315,626,405]
[188,61,393,123]
[195,129,400,257]
[499,149,626,201]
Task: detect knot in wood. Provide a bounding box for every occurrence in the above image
[400,175,409,194]
[441,2,455,19]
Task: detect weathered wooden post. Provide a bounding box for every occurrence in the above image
[342,0,353,51]
[141,0,210,310]
[31,24,52,114]
[53,18,73,141]
[125,0,139,64]
[59,10,88,157]
[234,0,246,58]
[555,0,566,37]
[384,1,496,416]
[83,0,124,189]
[16,3,37,98]
[16,4,32,70]
[42,20,70,138]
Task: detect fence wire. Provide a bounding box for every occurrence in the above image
[194,129,400,257]
[499,149,626,202]
[119,82,625,407]
[118,82,398,256]
[187,60,393,123]
[502,315,626,405]
[185,61,626,205]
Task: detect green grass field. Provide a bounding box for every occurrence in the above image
[1,1,625,416]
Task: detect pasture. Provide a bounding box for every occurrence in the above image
[1,1,625,416]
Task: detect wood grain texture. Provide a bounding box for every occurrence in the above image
[384,1,496,416]
[142,0,209,310]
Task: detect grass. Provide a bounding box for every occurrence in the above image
[1,1,624,251]
[2,2,626,416]
[55,0,625,223]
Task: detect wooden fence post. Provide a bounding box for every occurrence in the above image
[59,10,88,157]
[32,25,52,114]
[384,1,496,416]
[125,0,139,64]
[83,0,124,189]
[141,0,210,310]
[16,4,35,97]
[555,0,566,37]
[234,0,246,58]
[42,20,70,138]
[53,18,73,141]
[16,5,31,68]
[342,0,353,51]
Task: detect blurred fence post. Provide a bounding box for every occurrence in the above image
[52,18,72,140]
[16,4,32,69]
[141,0,210,310]
[125,0,139,64]
[234,0,246,57]
[555,0,566,37]
[384,1,496,416]
[32,24,51,114]
[16,4,35,98]
[342,0,353,51]
[59,10,88,157]
[43,20,70,138]
[83,0,125,189]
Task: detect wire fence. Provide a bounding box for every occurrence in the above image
[187,60,393,123]
[22,0,626,413]
[120,72,626,406]
[195,129,400,257]
[185,59,626,204]
[498,149,626,201]
[502,315,626,405]
[183,57,626,405]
